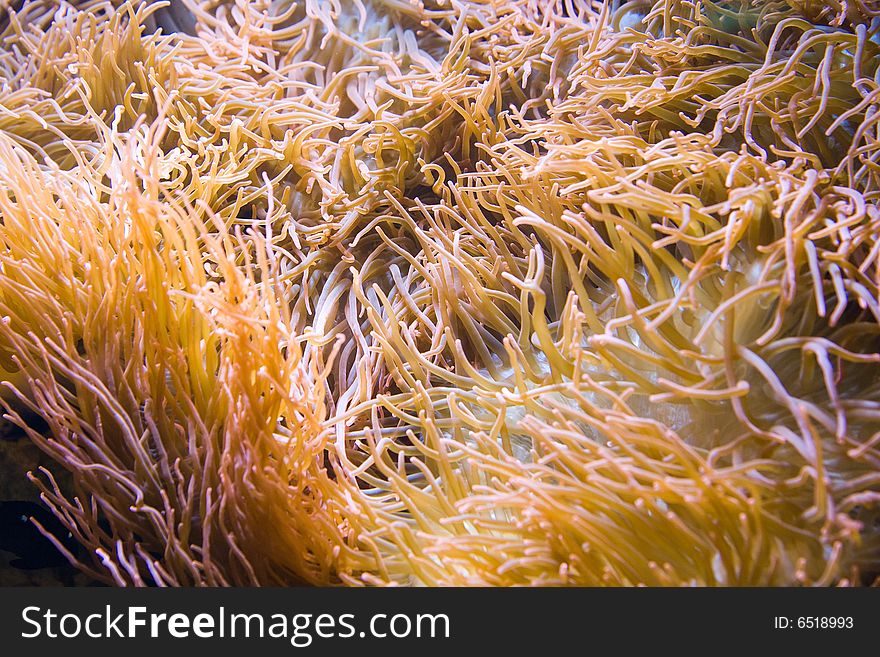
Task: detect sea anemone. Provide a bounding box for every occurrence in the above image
[0,0,878,586]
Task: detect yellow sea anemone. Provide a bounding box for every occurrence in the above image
[0,0,878,586]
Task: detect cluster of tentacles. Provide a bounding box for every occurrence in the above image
[0,0,878,586]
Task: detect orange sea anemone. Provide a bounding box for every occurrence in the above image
[0,0,878,586]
